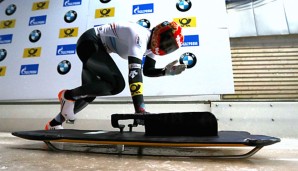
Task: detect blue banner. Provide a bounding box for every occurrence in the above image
[56,44,76,55]
[182,35,199,47]
[0,34,13,44]
[20,64,39,75]
[132,3,154,15]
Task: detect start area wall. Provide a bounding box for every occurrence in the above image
[0,0,234,100]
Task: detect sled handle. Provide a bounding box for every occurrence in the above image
[111,114,145,133]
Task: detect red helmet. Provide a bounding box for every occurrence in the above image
[150,21,184,56]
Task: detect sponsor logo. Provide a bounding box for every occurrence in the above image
[32,1,49,11]
[23,47,42,58]
[59,27,79,38]
[5,4,17,16]
[56,44,76,55]
[0,34,13,44]
[0,66,6,76]
[99,0,111,3]
[129,82,143,96]
[133,3,154,15]
[20,64,39,75]
[63,0,82,7]
[57,60,71,75]
[0,19,16,29]
[174,17,196,27]
[29,30,42,43]
[135,35,142,47]
[129,70,138,79]
[64,10,77,23]
[176,0,192,12]
[182,35,199,47]
[129,63,142,69]
[137,19,150,29]
[179,52,197,69]
[0,49,7,62]
[29,15,47,26]
[95,7,115,18]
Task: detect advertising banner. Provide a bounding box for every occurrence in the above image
[0,0,234,100]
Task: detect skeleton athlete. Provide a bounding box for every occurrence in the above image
[45,21,186,129]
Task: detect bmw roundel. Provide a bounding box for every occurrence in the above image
[5,4,17,16]
[100,0,111,3]
[29,30,42,43]
[57,60,71,75]
[0,49,7,62]
[64,10,77,23]
[137,19,151,29]
[179,52,197,69]
[176,0,192,12]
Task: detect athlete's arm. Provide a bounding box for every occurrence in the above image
[128,56,146,113]
[143,56,165,77]
[143,56,187,77]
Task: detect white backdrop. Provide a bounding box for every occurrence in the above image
[0,0,234,100]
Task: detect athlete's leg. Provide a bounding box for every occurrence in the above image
[67,27,125,98]
[48,29,125,128]
[68,54,124,99]
[51,68,98,124]
[56,51,124,123]
[48,28,100,127]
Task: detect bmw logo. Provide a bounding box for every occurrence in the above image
[179,52,197,69]
[64,10,77,23]
[29,30,42,43]
[57,60,71,75]
[137,19,151,29]
[0,49,7,62]
[176,0,192,12]
[5,4,17,16]
[100,0,111,3]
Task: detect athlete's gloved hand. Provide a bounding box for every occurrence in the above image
[135,111,150,126]
[164,60,187,76]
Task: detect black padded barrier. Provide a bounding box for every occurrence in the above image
[144,112,218,136]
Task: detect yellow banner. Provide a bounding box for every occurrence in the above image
[23,47,42,58]
[95,7,115,18]
[0,66,6,76]
[174,17,196,28]
[32,1,49,11]
[129,82,143,96]
[59,27,79,38]
[0,19,16,29]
